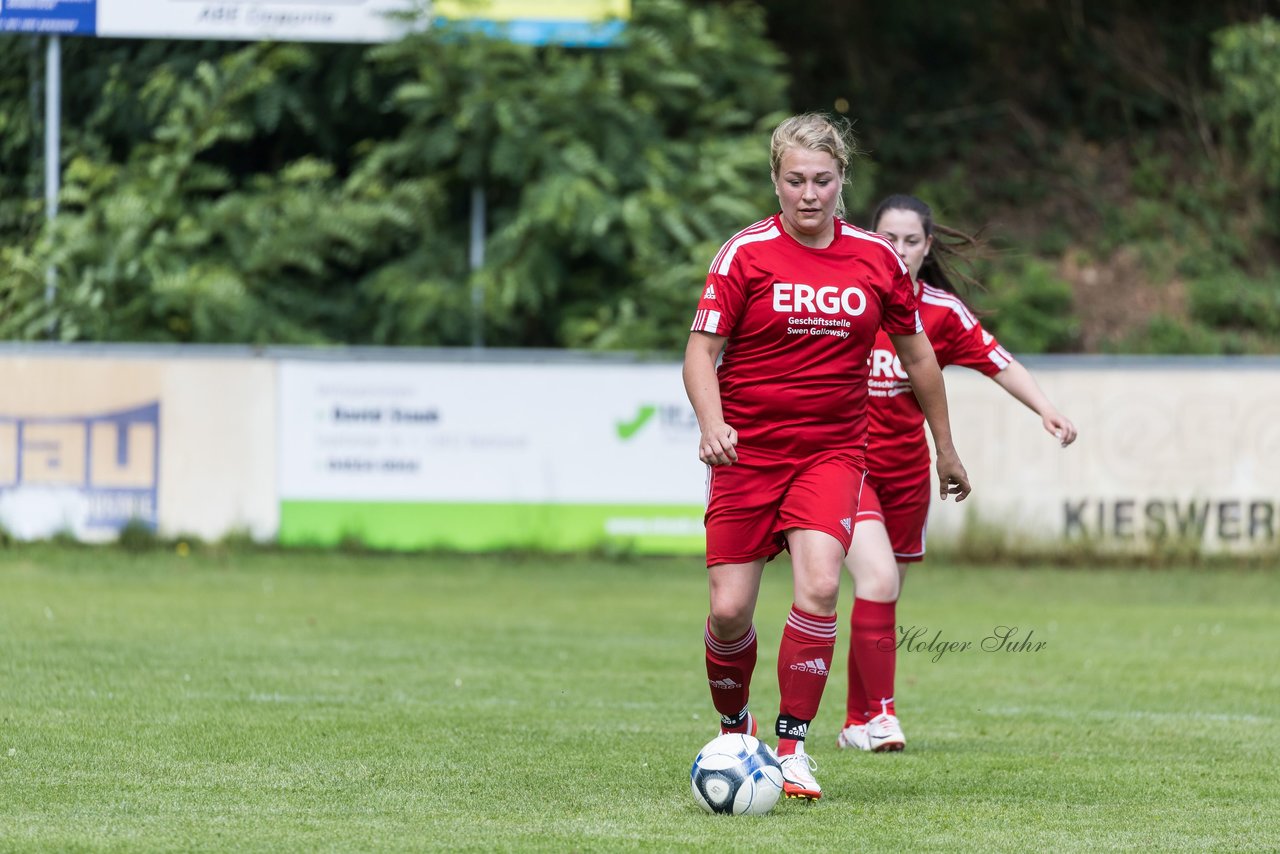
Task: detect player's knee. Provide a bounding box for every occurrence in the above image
[708,612,752,641]
[708,601,754,639]
[859,572,899,601]
[799,577,840,613]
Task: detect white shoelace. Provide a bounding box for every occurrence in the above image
[781,751,818,777]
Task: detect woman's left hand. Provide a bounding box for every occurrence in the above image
[934,446,971,502]
[1044,413,1078,447]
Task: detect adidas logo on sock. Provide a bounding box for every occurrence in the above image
[776,719,809,739]
[708,677,743,690]
[788,658,829,675]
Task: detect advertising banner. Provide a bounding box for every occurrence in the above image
[925,360,1280,554]
[1,0,629,44]
[5,347,1276,556]
[277,360,706,553]
[0,0,96,34]
[0,352,277,543]
[0,401,159,540]
[98,0,412,44]
[279,355,1280,556]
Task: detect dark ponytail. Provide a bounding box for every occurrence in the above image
[870,194,985,296]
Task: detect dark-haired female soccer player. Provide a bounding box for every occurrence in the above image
[838,194,1078,753]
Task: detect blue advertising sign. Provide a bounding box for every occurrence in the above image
[0,0,96,34]
[0,401,160,538]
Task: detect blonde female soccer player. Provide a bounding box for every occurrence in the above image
[683,120,972,799]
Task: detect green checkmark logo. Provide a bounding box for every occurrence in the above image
[616,405,657,440]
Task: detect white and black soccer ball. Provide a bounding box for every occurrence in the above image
[690,733,784,815]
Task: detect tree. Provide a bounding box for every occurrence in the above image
[1,0,790,351]
[1213,16,1280,189]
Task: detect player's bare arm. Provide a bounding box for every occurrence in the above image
[682,331,738,466]
[991,361,1078,447]
[889,330,971,501]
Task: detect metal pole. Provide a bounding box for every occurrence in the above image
[45,34,61,328]
[469,184,486,348]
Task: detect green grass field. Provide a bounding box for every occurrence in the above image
[2,546,1277,852]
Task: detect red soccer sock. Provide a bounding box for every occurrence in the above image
[705,620,757,732]
[845,604,871,727]
[775,605,836,755]
[850,597,897,721]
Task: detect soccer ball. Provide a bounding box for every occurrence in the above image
[690,733,784,815]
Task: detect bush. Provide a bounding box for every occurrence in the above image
[1189,270,1280,334]
[117,518,160,552]
[972,257,1080,353]
[1102,315,1223,355]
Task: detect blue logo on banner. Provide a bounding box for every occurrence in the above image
[0,0,97,35]
[447,16,626,47]
[0,401,160,537]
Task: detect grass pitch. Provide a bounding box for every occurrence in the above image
[1,546,1277,851]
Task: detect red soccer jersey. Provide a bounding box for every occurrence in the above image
[865,282,1012,477]
[690,214,921,458]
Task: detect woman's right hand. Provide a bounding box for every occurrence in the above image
[699,422,739,466]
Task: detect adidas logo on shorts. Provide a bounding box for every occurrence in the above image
[840,517,852,534]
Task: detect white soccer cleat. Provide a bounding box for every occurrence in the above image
[836,723,871,751]
[865,713,906,752]
[778,745,821,800]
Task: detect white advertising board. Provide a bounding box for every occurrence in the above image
[277,359,706,551]
[5,346,1276,557]
[98,0,412,43]
[927,360,1280,554]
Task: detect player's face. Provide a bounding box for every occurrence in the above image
[773,147,842,247]
[875,208,932,283]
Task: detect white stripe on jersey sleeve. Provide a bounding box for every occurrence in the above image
[841,224,909,275]
[712,221,780,276]
[691,309,723,335]
[988,346,1012,369]
[710,217,776,272]
[920,285,979,329]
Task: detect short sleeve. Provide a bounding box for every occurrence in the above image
[927,289,1012,376]
[691,251,745,337]
[879,259,922,336]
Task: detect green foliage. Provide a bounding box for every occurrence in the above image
[1189,269,1280,336]
[0,37,43,238]
[366,0,788,350]
[5,44,436,344]
[1213,17,1280,188]
[116,519,161,553]
[970,258,1080,353]
[0,0,788,350]
[1101,315,1224,355]
[3,4,1279,353]
[1084,131,1266,289]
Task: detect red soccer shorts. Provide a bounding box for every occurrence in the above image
[855,470,932,562]
[704,447,865,567]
